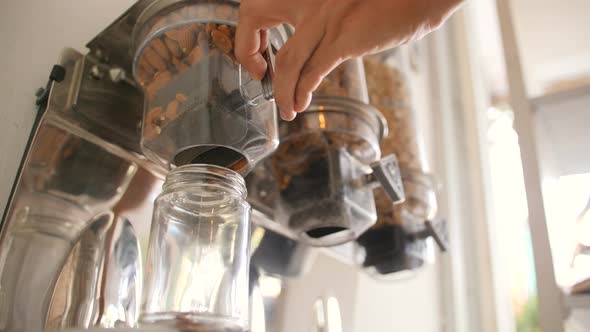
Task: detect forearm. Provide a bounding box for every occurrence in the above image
[426,0,465,29]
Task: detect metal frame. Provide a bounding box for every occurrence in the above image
[495,0,566,330]
[427,10,501,331]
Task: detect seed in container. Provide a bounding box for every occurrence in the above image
[151,38,172,62]
[206,23,217,34]
[185,45,204,66]
[142,46,168,72]
[144,106,164,140]
[217,24,232,38]
[165,100,180,122]
[176,24,199,53]
[146,70,172,101]
[211,30,232,54]
[164,36,183,59]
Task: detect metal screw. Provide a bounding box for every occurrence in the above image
[35,88,45,98]
[90,65,105,80]
[109,68,126,83]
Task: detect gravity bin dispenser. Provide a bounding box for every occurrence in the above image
[0,1,445,331]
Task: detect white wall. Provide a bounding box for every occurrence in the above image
[277,254,444,332]
[353,265,443,332]
[0,0,135,216]
[276,253,360,332]
[510,0,590,95]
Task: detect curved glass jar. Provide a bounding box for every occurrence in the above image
[315,58,370,104]
[132,0,288,174]
[142,164,251,331]
[270,97,387,246]
[356,53,439,277]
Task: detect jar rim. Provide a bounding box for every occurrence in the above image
[131,0,290,82]
[163,164,247,199]
[304,96,388,142]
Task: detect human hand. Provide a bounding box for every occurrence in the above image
[235,0,463,120]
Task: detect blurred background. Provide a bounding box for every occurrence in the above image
[0,0,588,331]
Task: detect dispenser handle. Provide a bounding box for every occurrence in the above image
[239,44,278,105]
[260,44,277,101]
[370,154,405,204]
[415,219,449,252]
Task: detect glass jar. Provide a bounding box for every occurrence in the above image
[132,0,289,174]
[142,164,251,331]
[315,58,370,104]
[356,53,443,277]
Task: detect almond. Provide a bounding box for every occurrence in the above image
[176,93,188,103]
[185,46,203,66]
[166,100,180,121]
[176,24,197,53]
[206,23,217,34]
[217,24,232,38]
[142,47,168,72]
[164,36,183,58]
[146,70,172,100]
[151,38,171,61]
[211,30,232,54]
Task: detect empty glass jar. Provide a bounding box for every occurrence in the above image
[142,164,251,331]
[132,0,289,174]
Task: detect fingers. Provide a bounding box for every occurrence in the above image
[259,29,269,53]
[294,43,344,113]
[274,19,325,120]
[235,16,267,80]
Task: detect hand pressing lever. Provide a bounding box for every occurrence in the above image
[235,0,464,121]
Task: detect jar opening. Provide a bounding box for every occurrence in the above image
[301,227,356,247]
[164,164,247,199]
[173,145,249,175]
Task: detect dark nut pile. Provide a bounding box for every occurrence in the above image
[136,9,238,141]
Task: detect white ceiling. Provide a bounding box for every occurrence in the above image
[511,0,590,95]
[468,0,590,98]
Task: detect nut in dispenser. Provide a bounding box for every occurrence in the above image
[133,0,288,174]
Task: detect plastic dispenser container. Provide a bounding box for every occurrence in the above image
[357,53,447,278]
[133,0,288,175]
[252,59,405,247]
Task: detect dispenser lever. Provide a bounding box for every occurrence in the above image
[239,44,278,105]
[261,44,277,101]
[416,220,449,252]
[370,154,405,204]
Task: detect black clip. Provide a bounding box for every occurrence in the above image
[370,154,405,204]
[414,219,448,252]
[35,65,66,106]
